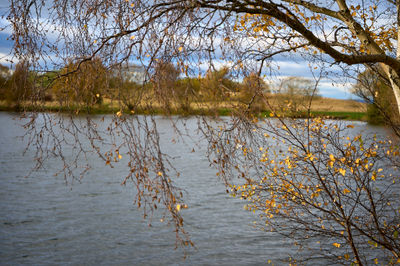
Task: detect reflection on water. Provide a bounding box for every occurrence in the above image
[0,113,387,265]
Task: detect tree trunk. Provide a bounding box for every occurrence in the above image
[382,66,400,117]
[335,0,400,117]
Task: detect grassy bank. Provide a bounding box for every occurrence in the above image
[308,111,367,120]
[0,102,367,121]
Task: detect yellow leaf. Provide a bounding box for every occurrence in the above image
[118,154,122,159]
[339,168,346,176]
[176,204,181,211]
[343,188,350,194]
[157,171,163,176]
[371,172,376,181]
[130,35,135,40]
[333,243,341,248]
[377,168,383,172]
[116,110,122,117]
[178,46,183,52]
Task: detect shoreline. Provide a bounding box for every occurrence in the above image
[0,104,367,121]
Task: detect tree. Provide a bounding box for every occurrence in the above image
[353,69,399,126]
[4,60,33,107]
[174,77,201,113]
[240,72,269,113]
[8,0,400,263]
[51,58,108,109]
[211,116,400,265]
[0,64,12,101]
[108,65,147,112]
[276,76,320,113]
[12,0,400,117]
[201,67,235,101]
[151,60,180,111]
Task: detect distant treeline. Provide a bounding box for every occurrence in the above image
[0,59,322,115]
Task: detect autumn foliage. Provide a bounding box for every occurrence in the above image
[210,116,400,264]
[7,0,400,263]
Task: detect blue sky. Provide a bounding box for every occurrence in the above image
[0,3,355,100]
[261,56,354,99]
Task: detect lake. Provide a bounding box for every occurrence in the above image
[0,112,389,265]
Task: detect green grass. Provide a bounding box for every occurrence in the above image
[0,102,367,121]
[309,111,367,121]
[258,110,366,120]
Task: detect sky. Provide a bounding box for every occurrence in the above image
[261,56,355,99]
[0,1,356,100]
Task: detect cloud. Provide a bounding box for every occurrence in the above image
[0,52,14,67]
[0,6,357,99]
[318,80,354,99]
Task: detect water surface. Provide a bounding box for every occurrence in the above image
[0,113,387,265]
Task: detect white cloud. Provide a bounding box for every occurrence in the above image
[0,52,14,67]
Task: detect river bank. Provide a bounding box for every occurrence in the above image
[0,96,367,121]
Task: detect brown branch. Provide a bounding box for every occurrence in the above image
[281,0,341,19]
[195,1,400,74]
